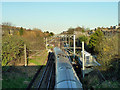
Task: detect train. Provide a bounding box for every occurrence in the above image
[54,47,83,89]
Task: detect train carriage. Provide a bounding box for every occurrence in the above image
[54,47,82,89]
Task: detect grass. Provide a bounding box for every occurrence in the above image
[82,68,120,89]
[2,66,40,88]
[47,45,53,49]
[82,71,100,89]
[94,80,120,88]
[28,50,48,65]
[2,50,48,88]
[2,75,32,88]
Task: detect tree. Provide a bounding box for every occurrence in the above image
[67,28,74,34]
[2,35,26,66]
[97,27,101,29]
[19,27,24,36]
[82,29,85,33]
[49,32,54,36]
[2,22,12,26]
[95,28,97,31]
[79,35,88,43]
[110,26,113,29]
[46,31,49,33]
[2,22,12,35]
[85,28,90,31]
[97,34,118,68]
[75,26,82,31]
[33,28,42,32]
[88,29,104,53]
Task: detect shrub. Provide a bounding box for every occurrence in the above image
[88,29,104,53]
[97,34,118,67]
[2,35,29,66]
[19,27,24,36]
[78,35,88,43]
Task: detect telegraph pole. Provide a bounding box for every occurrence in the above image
[69,36,70,47]
[82,41,85,78]
[73,34,76,59]
[46,37,47,50]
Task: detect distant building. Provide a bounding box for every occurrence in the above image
[88,30,95,35]
[74,30,89,36]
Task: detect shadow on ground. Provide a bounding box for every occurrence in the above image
[2,65,46,89]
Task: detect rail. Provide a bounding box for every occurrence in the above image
[37,52,55,89]
[27,52,55,89]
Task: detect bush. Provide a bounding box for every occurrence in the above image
[49,32,54,36]
[97,34,118,67]
[2,35,29,66]
[95,81,120,88]
[19,27,24,36]
[88,29,104,53]
[2,24,46,66]
[78,35,88,43]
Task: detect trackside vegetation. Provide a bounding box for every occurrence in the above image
[2,22,54,88]
[78,29,120,88]
[2,22,54,66]
[65,26,120,88]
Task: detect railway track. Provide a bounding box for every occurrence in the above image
[27,52,55,89]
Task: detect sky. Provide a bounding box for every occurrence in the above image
[2,2,119,34]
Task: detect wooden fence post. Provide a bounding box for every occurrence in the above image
[59,36,61,48]
[24,44,27,66]
[46,37,47,50]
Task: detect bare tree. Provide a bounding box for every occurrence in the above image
[2,22,13,35]
[2,22,12,26]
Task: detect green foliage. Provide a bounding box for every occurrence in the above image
[63,26,90,35]
[47,45,53,49]
[95,81,120,88]
[97,34,118,67]
[19,27,24,36]
[2,76,29,88]
[45,31,49,33]
[2,66,37,88]
[2,24,46,66]
[82,29,85,32]
[78,35,88,43]
[2,35,28,66]
[49,32,54,36]
[88,29,104,53]
[28,50,48,65]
